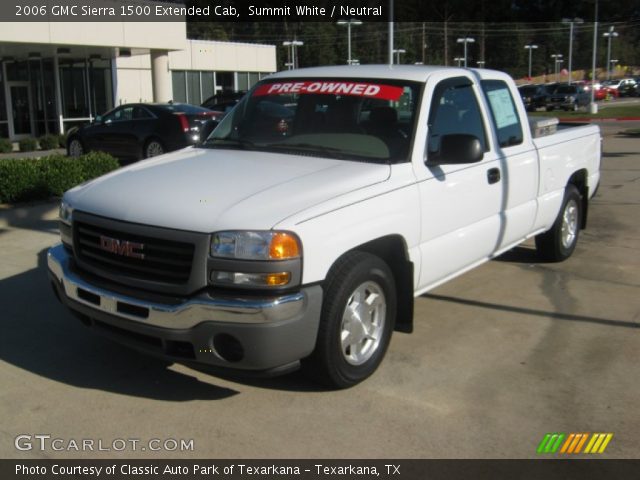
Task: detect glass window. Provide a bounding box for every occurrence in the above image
[216,72,234,93]
[237,72,249,91]
[427,77,488,157]
[60,61,89,118]
[187,71,201,105]
[172,71,186,103]
[133,106,154,119]
[201,72,214,100]
[205,78,422,163]
[481,80,523,148]
[248,72,260,89]
[104,106,133,123]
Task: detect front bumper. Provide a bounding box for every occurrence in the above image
[47,244,323,373]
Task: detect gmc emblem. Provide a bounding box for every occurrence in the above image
[99,235,145,260]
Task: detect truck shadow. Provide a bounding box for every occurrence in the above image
[0,249,239,401]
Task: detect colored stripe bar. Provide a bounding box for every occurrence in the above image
[550,433,565,453]
[597,434,613,453]
[560,434,576,454]
[545,434,559,453]
[584,434,598,453]
[537,434,553,454]
[574,433,589,453]
[591,433,606,453]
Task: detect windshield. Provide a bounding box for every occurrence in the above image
[203,78,422,163]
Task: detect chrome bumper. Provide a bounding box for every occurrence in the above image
[47,243,308,328]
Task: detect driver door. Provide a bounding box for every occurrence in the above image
[415,75,504,290]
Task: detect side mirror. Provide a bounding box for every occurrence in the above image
[94,115,103,124]
[427,134,484,165]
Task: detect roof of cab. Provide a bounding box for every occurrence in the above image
[266,64,509,83]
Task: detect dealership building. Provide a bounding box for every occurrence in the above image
[0,21,277,139]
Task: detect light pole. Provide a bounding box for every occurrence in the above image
[337,19,362,65]
[524,44,538,79]
[610,58,618,73]
[603,26,618,80]
[454,57,463,67]
[562,17,583,84]
[456,37,475,67]
[283,40,304,70]
[392,48,406,64]
[551,53,563,81]
[590,0,599,113]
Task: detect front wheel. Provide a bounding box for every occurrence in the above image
[535,184,582,262]
[305,251,396,389]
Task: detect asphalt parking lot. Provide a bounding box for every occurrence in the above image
[0,123,638,459]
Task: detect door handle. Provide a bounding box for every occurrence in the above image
[487,168,501,184]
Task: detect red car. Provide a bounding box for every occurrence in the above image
[582,82,619,100]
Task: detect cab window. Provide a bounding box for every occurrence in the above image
[427,77,488,158]
[481,80,523,147]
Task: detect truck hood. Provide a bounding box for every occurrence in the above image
[66,147,390,232]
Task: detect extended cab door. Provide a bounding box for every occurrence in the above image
[479,78,539,251]
[415,75,504,290]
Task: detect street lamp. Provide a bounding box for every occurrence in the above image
[589,0,599,114]
[610,59,618,72]
[456,37,475,67]
[337,19,363,65]
[282,40,304,70]
[562,17,584,84]
[392,48,406,64]
[454,57,463,67]
[551,53,563,81]
[524,44,538,79]
[603,26,619,80]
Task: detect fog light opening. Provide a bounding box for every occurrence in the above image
[213,334,244,363]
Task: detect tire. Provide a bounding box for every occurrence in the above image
[67,138,84,157]
[535,184,582,262]
[144,138,164,158]
[305,251,396,389]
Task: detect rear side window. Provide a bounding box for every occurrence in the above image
[481,80,523,148]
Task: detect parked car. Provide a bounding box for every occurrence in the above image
[518,84,548,111]
[610,78,638,97]
[49,65,601,388]
[67,103,222,160]
[546,84,591,111]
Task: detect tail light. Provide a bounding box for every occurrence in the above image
[174,113,190,132]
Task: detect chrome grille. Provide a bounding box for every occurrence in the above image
[74,220,195,284]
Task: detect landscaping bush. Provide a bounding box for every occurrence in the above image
[0,151,119,203]
[58,133,68,148]
[19,137,38,152]
[0,137,12,153]
[39,134,60,151]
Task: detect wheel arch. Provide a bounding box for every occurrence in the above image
[341,234,414,334]
[567,169,588,229]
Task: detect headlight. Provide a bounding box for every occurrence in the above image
[59,200,73,225]
[568,96,576,102]
[211,231,301,260]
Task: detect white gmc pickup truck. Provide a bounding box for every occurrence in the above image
[48,65,601,388]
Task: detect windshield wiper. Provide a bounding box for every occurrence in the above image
[266,142,388,163]
[201,138,256,150]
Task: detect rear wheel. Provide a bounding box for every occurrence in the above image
[305,251,396,389]
[144,138,164,158]
[67,138,84,157]
[535,184,582,262]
